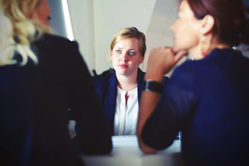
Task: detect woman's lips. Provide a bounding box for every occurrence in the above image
[119,64,128,68]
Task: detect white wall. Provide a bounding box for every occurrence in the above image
[67,0,157,75]
[67,0,95,73]
[93,0,157,74]
[141,0,186,77]
[141,0,177,74]
[66,0,185,76]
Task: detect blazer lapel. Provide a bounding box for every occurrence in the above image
[104,72,117,134]
[137,68,145,103]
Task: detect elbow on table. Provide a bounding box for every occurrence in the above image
[139,142,157,154]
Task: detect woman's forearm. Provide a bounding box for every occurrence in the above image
[137,47,186,153]
[137,72,164,153]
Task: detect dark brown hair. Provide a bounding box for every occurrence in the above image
[187,0,249,46]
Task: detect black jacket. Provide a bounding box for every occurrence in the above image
[0,34,112,166]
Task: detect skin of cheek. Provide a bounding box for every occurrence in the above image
[173,22,199,53]
[35,0,51,26]
[172,1,201,53]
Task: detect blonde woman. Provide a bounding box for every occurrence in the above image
[93,27,169,135]
[0,0,112,165]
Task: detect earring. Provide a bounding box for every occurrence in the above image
[201,42,207,57]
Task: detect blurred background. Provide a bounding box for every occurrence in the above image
[47,0,249,138]
[48,0,249,76]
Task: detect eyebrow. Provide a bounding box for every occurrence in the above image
[116,47,136,51]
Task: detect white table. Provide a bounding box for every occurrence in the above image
[81,136,185,166]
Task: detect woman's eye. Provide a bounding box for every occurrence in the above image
[116,50,121,53]
[129,52,135,56]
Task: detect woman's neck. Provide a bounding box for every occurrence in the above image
[116,72,137,92]
[189,39,230,60]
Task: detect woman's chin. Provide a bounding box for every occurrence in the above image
[172,45,181,54]
[116,69,128,76]
[172,46,187,55]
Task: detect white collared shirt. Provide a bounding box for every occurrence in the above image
[113,86,138,135]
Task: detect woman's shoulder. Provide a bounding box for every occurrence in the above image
[174,58,199,74]
[93,71,116,88]
[33,33,79,50]
[168,60,198,85]
[40,33,73,43]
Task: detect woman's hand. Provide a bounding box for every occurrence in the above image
[145,47,187,81]
[137,47,186,153]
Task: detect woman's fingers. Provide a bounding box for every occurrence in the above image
[147,47,184,75]
[174,50,187,62]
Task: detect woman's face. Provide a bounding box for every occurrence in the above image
[32,0,51,26]
[111,38,144,77]
[170,0,202,54]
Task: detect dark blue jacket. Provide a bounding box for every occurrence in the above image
[141,48,249,166]
[93,68,169,134]
[0,34,112,166]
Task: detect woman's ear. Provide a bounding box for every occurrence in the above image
[200,15,215,35]
[139,56,144,63]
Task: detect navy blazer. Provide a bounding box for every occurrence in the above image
[0,34,112,166]
[141,48,249,166]
[93,68,169,134]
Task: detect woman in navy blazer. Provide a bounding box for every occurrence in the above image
[94,68,168,135]
[93,27,169,135]
[137,0,249,165]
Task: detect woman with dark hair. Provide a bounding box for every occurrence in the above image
[0,0,112,165]
[137,0,249,165]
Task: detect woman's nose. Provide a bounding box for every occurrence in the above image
[120,52,128,61]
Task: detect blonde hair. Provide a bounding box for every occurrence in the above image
[109,27,146,58]
[0,3,15,65]
[0,0,51,66]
